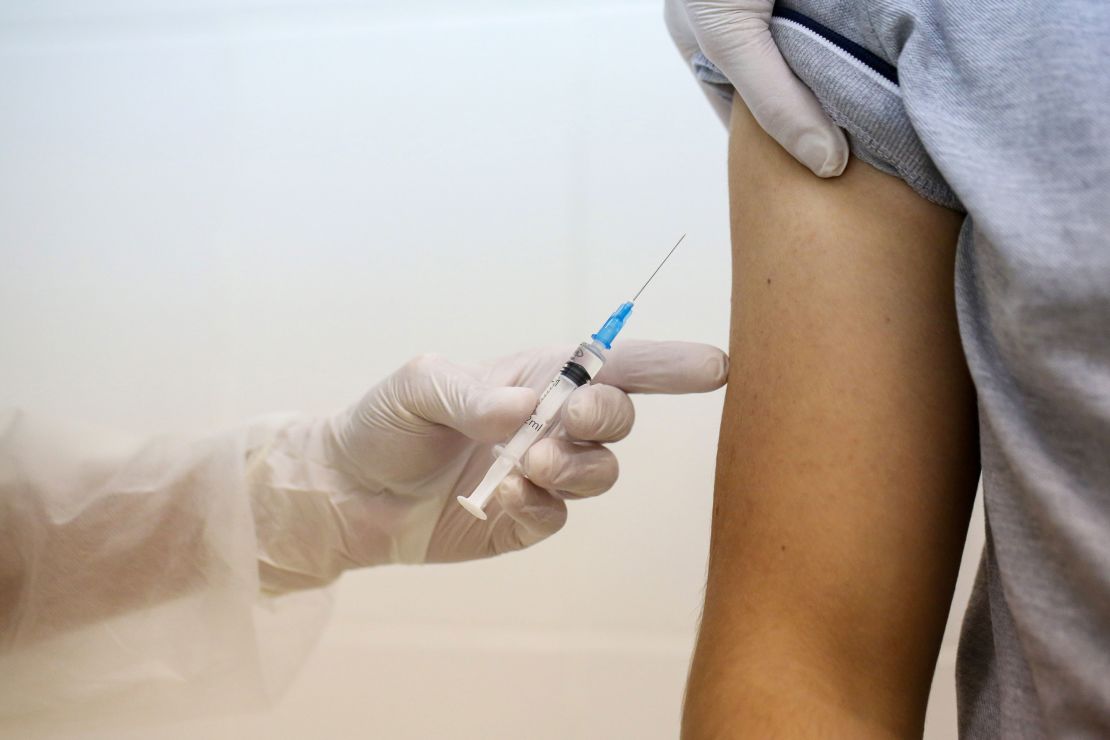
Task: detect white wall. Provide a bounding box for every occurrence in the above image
[0,2,984,737]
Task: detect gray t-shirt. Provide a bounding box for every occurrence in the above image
[695,1,1110,735]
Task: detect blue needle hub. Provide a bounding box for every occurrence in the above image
[591,301,634,349]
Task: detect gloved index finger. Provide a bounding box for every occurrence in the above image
[593,339,728,395]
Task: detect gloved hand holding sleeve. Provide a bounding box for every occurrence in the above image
[664,0,849,177]
[250,340,729,592]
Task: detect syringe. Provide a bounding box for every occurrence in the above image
[456,234,686,520]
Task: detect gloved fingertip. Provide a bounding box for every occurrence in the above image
[797,129,849,178]
[704,349,730,389]
[821,149,849,178]
[816,143,848,177]
[666,345,730,393]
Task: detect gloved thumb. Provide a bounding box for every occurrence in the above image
[686,0,848,177]
[397,354,537,443]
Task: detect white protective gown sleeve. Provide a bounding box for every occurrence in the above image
[0,409,331,731]
[0,339,728,730]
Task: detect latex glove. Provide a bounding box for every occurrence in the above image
[249,340,728,591]
[664,0,849,177]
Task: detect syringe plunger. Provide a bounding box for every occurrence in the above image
[456,456,516,520]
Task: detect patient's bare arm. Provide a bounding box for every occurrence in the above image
[682,101,981,737]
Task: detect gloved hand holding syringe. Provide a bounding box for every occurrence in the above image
[458,234,687,519]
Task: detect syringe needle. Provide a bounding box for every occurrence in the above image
[632,233,686,302]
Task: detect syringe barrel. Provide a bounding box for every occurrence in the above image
[458,340,609,519]
[500,341,606,461]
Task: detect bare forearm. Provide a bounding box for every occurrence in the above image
[683,101,980,737]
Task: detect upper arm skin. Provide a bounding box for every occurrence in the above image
[682,102,981,737]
